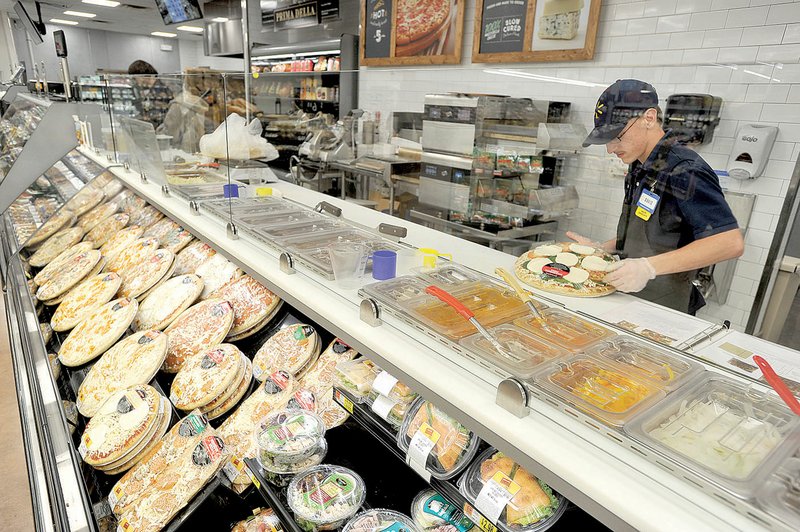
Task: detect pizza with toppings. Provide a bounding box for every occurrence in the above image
[514,242,618,297]
[395,0,451,53]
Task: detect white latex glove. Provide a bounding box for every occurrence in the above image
[605,258,656,293]
[565,231,600,248]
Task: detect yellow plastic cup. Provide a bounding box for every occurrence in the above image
[419,248,452,269]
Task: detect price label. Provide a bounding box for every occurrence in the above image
[244,461,261,489]
[463,504,498,532]
[371,394,397,422]
[474,471,520,522]
[334,389,354,414]
[108,484,123,509]
[406,422,439,481]
[372,371,398,396]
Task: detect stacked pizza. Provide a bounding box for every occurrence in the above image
[296,338,358,429]
[162,298,235,373]
[252,323,321,381]
[143,217,195,254]
[514,242,619,297]
[209,274,283,341]
[133,274,205,331]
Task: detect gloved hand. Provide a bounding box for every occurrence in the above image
[605,258,656,293]
[566,231,600,248]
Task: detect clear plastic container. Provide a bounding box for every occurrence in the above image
[514,309,613,353]
[366,390,414,430]
[255,408,327,471]
[287,465,366,531]
[237,210,324,228]
[344,509,421,532]
[624,374,800,498]
[460,325,568,379]
[458,448,567,532]
[261,439,328,488]
[335,358,382,402]
[418,265,482,288]
[361,276,431,306]
[408,283,529,341]
[755,458,800,529]
[256,220,344,245]
[398,398,481,480]
[532,355,665,427]
[410,489,475,532]
[584,335,702,392]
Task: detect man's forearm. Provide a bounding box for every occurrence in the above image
[647,229,745,276]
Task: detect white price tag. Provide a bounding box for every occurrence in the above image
[108,485,122,509]
[474,472,521,523]
[370,394,397,422]
[405,422,439,482]
[372,371,399,396]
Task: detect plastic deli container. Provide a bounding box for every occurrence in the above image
[367,390,414,430]
[460,325,568,379]
[514,309,613,353]
[411,489,475,532]
[370,371,418,404]
[584,335,702,393]
[335,358,382,402]
[361,276,431,307]
[398,398,481,480]
[261,439,328,488]
[287,465,366,531]
[532,355,665,428]
[458,448,567,532]
[755,458,800,529]
[418,265,482,288]
[256,220,344,246]
[255,409,327,471]
[343,509,421,532]
[624,374,800,499]
[237,210,325,229]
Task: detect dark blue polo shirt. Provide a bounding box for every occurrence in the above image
[621,131,739,251]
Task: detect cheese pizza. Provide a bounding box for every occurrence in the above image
[209,275,282,338]
[85,212,129,247]
[36,249,102,302]
[25,209,76,249]
[162,298,234,373]
[58,297,139,367]
[514,242,618,297]
[396,0,451,47]
[174,240,216,276]
[28,226,84,267]
[51,272,122,331]
[133,274,204,331]
[34,242,96,286]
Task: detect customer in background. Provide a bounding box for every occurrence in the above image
[158,83,209,153]
[127,60,173,128]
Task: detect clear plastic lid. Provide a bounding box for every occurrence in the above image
[514,309,613,353]
[418,265,482,288]
[344,509,421,532]
[285,229,392,254]
[532,355,665,427]
[755,458,800,529]
[370,371,417,404]
[408,283,529,341]
[460,325,568,379]
[335,358,382,402]
[366,390,414,430]
[361,276,431,307]
[287,465,366,527]
[257,220,344,245]
[410,489,474,532]
[458,448,567,532]
[398,398,481,480]
[583,335,702,392]
[624,374,800,498]
[260,439,328,480]
[237,210,326,229]
[255,408,326,466]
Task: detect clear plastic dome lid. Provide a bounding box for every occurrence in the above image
[255,408,326,457]
[287,464,366,523]
[344,509,421,532]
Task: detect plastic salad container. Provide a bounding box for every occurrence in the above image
[514,309,613,353]
[755,458,800,529]
[287,465,366,531]
[532,355,666,428]
[584,335,702,393]
[370,370,418,404]
[411,489,475,532]
[398,398,481,480]
[460,324,568,379]
[458,448,567,532]
[367,390,414,430]
[335,358,382,402]
[261,439,328,488]
[343,509,421,532]
[255,408,327,470]
[624,374,800,499]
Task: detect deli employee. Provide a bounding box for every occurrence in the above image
[570,79,744,314]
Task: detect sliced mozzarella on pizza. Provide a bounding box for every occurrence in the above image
[555,252,579,267]
[526,258,552,273]
[569,243,598,255]
[533,244,562,257]
[563,268,590,284]
[581,255,610,272]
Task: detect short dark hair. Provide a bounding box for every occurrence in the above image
[128,60,157,75]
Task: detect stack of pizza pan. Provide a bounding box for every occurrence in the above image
[132,274,204,331]
[35,249,104,305]
[169,343,253,419]
[162,298,235,373]
[252,323,321,382]
[209,275,283,341]
[78,384,171,474]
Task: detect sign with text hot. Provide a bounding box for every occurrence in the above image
[273,0,322,30]
[364,0,392,58]
[479,0,528,54]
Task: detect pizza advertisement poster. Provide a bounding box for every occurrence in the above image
[360,0,466,66]
[472,0,602,63]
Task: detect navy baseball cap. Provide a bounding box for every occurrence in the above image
[583,79,659,147]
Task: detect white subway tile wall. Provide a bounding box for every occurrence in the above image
[359,0,800,331]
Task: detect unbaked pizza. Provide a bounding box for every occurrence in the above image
[170,343,244,411]
[58,297,139,367]
[174,240,216,276]
[162,298,234,373]
[514,242,618,297]
[133,274,204,331]
[25,209,76,249]
[252,324,320,381]
[28,226,84,267]
[51,272,122,331]
[85,212,130,247]
[99,225,145,262]
[77,201,119,232]
[34,242,96,286]
[209,275,282,338]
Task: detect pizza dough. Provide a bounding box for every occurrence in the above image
[33,242,96,286]
[36,249,102,302]
[514,242,618,298]
[85,212,129,247]
[134,274,204,331]
[58,297,139,367]
[162,299,234,373]
[209,275,282,338]
[170,343,244,410]
[77,330,169,417]
[195,254,243,299]
[29,226,84,267]
[118,249,175,299]
[174,241,216,276]
[25,209,76,249]
[99,225,145,262]
[51,272,123,332]
[252,324,320,381]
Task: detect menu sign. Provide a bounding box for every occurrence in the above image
[479,0,528,54]
[365,0,392,58]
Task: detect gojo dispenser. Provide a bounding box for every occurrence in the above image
[728,125,778,180]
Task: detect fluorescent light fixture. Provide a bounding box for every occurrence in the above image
[176,25,203,33]
[151,31,177,38]
[64,10,96,17]
[82,0,120,6]
[211,17,228,22]
[483,69,606,88]
[50,18,79,25]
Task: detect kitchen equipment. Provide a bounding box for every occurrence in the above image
[664,93,722,146]
[329,242,368,289]
[372,250,397,280]
[495,267,551,332]
[728,125,778,179]
[755,355,800,416]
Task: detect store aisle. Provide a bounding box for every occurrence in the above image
[0,296,35,531]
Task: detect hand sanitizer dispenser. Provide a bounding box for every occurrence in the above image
[728,125,778,179]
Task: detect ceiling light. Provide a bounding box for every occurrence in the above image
[64,10,96,17]
[177,25,203,33]
[50,18,79,25]
[82,0,120,6]
[151,31,177,37]
[211,17,228,23]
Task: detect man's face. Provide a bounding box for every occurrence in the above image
[605,116,648,164]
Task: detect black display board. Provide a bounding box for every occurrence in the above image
[364,0,392,59]
[479,0,528,54]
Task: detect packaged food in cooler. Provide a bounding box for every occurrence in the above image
[255,408,326,470]
[371,370,417,404]
[231,508,284,532]
[410,489,474,532]
[287,465,366,531]
[344,509,421,532]
[335,358,381,402]
[367,390,413,430]
[460,325,567,379]
[514,309,612,352]
[253,324,321,381]
[262,439,328,488]
[398,398,480,480]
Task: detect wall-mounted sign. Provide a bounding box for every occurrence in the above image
[273,0,322,30]
[364,0,392,59]
[479,0,528,55]
[262,0,339,28]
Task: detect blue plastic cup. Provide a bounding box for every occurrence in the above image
[372,250,397,280]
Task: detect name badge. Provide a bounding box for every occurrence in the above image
[635,189,660,221]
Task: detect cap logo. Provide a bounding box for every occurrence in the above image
[595,102,605,120]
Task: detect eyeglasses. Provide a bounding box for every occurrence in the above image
[609,116,640,144]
